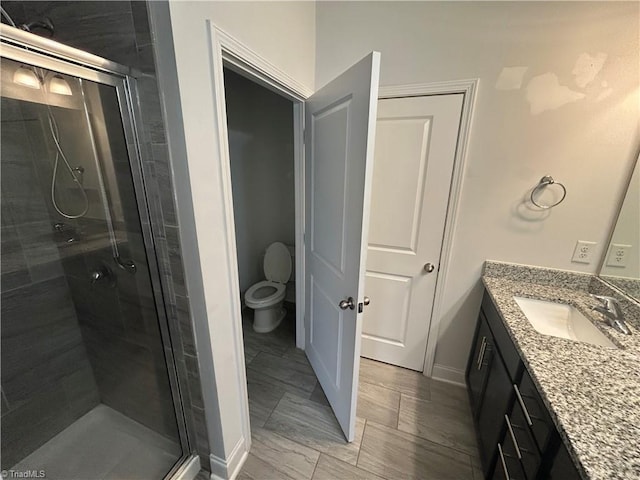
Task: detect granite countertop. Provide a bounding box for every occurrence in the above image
[482,261,640,480]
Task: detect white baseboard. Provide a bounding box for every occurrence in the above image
[228,450,248,480]
[209,437,248,480]
[431,363,466,386]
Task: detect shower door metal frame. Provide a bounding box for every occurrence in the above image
[1,25,198,480]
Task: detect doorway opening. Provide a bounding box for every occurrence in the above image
[222,64,346,443]
[224,67,297,343]
[224,65,302,359]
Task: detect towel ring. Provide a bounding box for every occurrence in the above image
[530,176,566,209]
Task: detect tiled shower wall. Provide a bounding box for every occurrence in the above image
[2,0,210,469]
[0,98,101,468]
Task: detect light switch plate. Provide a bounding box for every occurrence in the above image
[606,244,632,268]
[571,240,597,264]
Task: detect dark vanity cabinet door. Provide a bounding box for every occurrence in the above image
[547,442,582,480]
[477,341,514,477]
[467,312,493,416]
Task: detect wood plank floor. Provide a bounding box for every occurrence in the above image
[238,308,482,480]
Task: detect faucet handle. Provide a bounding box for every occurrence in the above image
[590,294,623,316]
[591,294,614,305]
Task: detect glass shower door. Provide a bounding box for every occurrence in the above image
[1,49,187,479]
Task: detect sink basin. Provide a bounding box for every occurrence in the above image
[513,297,617,348]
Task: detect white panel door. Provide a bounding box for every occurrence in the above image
[305,52,380,441]
[361,94,463,371]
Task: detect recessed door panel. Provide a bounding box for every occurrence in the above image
[369,117,432,254]
[310,277,342,388]
[310,100,350,276]
[361,272,411,346]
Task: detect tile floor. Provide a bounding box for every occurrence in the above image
[11,404,181,480]
[239,307,483,480]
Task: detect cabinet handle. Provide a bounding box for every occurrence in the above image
[476,337,487,370]
[497,443,510,480]
[514,384,533,427]
[505,414,522,460]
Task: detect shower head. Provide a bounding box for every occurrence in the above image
[19,17,54,38]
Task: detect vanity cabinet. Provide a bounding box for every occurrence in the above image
[467,313,492,410]
[467,291,583,480]
[547,442,582,480]
[476,324,513,470]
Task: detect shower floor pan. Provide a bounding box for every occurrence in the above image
[10,404,181,480]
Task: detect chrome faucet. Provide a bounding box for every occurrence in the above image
[590,295,631,335]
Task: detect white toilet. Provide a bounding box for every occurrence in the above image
[244,242,292,333]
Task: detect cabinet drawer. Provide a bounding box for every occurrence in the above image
[508,401,541,478]
[517,369,554,453]
[482,292,522,381]
[477,340,514,475]
[493,440,526,480]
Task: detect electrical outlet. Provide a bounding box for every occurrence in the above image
[571,240,597,264]
[606,244,632,268]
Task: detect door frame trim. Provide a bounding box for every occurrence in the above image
[378,79,479,378]
[207,22,310,471]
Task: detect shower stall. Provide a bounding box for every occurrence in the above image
[1,24,195,480]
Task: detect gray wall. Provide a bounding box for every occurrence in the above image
[225,69,295,293]
[0,97,100,469]
[1,0,209,469]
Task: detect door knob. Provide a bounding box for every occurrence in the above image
[363,296,370,306]
[339,297,355,310]
[424,263,435,273]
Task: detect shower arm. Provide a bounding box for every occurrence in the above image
[78,79,136,274]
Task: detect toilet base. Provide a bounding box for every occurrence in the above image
[252,304,286,333]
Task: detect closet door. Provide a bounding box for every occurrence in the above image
[304,52,380,441]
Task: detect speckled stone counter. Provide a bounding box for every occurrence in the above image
[482,261,640,480]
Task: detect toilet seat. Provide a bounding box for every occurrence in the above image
[245,280,286,308]
[244,242,292,333]
[263,242,291,283]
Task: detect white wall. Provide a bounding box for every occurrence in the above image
[225,69,295,294]
[601,159,640,279]
[316,1,640,376]
[171,1,315,91]
[157,1,315,476]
